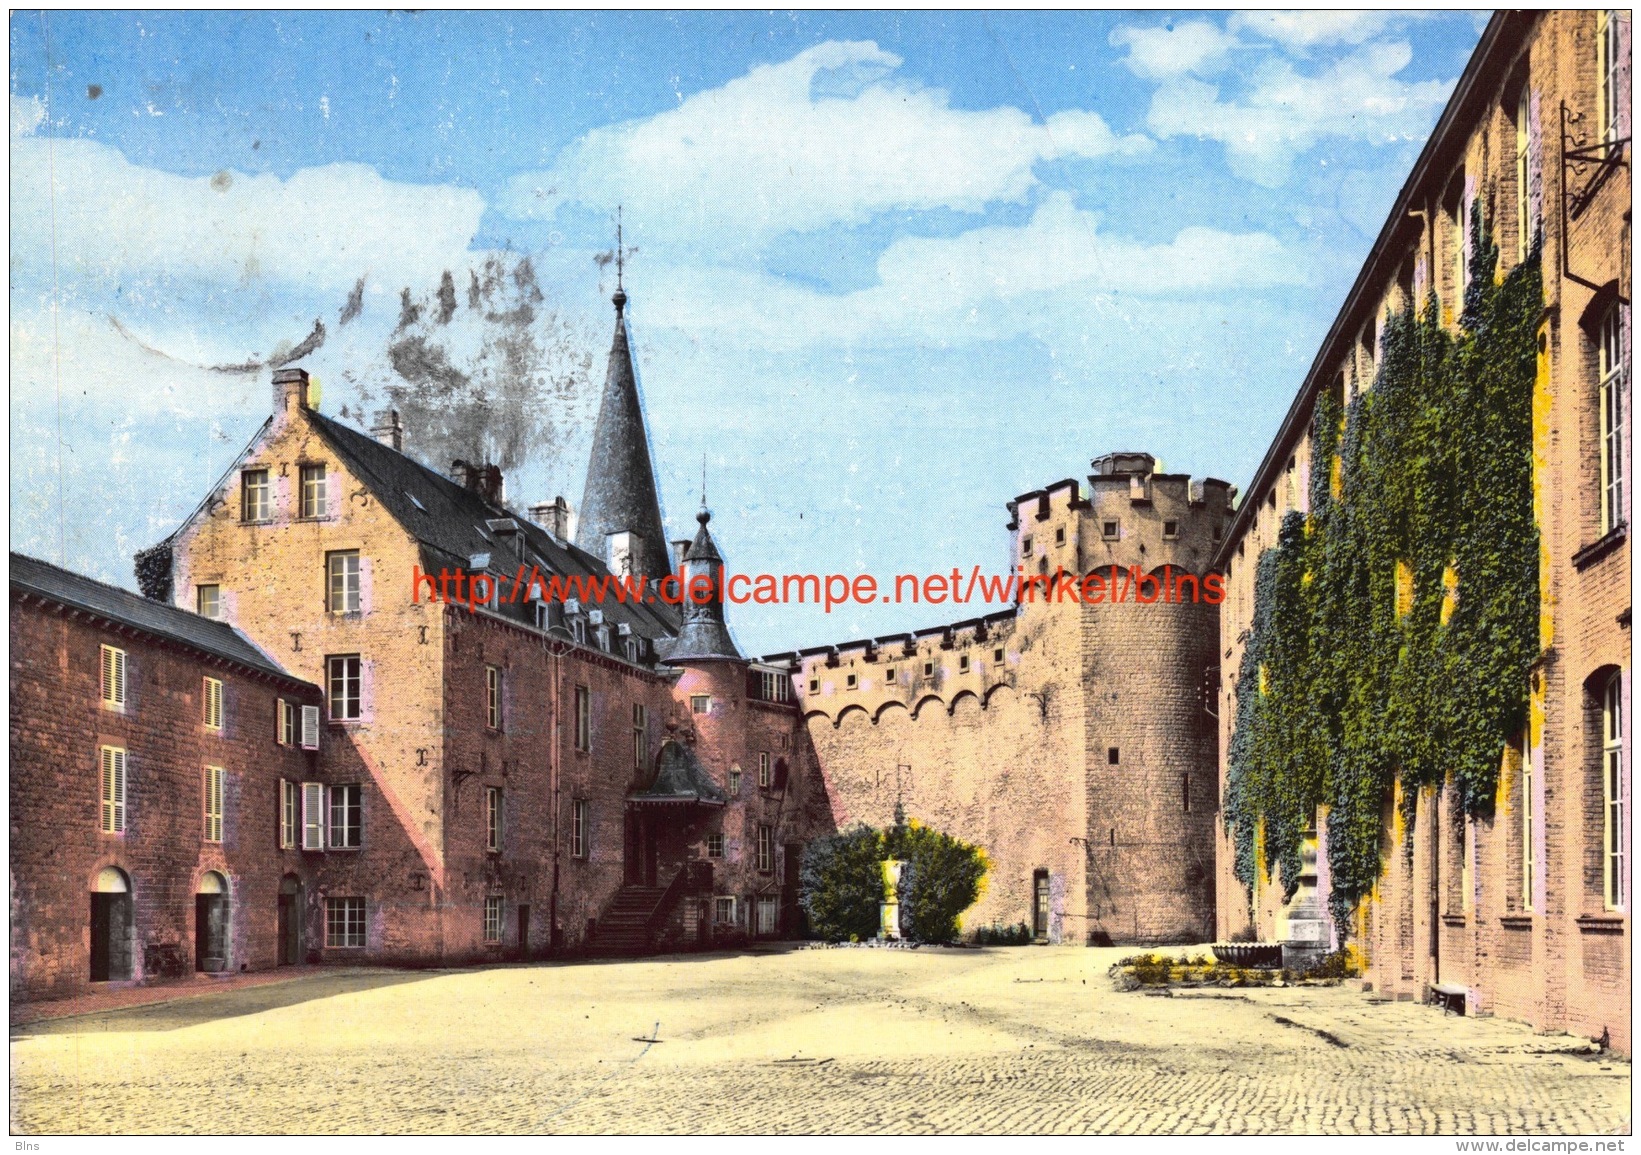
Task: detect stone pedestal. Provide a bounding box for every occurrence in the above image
[1281,832,1330,973]
[879,859,903,941]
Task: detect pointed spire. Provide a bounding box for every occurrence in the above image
[575,245,672,583]
[668,504,742,662]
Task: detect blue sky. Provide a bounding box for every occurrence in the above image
[10,10,1487,654]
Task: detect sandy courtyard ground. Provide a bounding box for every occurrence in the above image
[10,945,1630,1135]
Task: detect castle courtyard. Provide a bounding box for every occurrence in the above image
[10,947,1628,1135]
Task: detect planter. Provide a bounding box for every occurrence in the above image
[1210,942,1283,968]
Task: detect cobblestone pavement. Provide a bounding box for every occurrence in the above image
[10,946,1630,1135]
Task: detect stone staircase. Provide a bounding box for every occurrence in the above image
[586,885,669,957]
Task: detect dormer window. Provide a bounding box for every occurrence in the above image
[197,584,221,620]
[571,618,587,646]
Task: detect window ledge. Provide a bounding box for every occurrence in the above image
[1576,913,1627,933]
[1441,912,1468,928]
[1499,913,1534,929]
[1573,523,1628,571]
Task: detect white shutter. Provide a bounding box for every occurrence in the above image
[205,767,224,843]
[101,646,126,706]
[204,678,223,729]
[113,749,126,832]
[302,782,325,850]
[300,705,320,750]
[101,747,116,832]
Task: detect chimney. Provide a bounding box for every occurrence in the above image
[273,367,310,417]
[672,538,692,567]
[453,460,504,505]
[372,408,404,452]
[528,496,574,541]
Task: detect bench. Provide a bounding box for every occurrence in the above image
[1430,982,1468,1015]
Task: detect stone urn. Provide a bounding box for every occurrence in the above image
[879,859,903,941]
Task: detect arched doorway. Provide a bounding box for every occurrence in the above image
[195,871,230,972]
[277,874,302,966]
[89,867,133,982]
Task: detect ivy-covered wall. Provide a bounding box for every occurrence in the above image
[1225,213,1544,932]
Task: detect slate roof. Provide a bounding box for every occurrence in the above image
[10,552,310,686]
[302,411,682,647]
[667,509,744,662]
[630,740,727,806]
[574,294,674,583]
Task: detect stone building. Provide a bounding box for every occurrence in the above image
[7,283,826,998]
[781,454,1234,944]
[1214,11,1630,1050]
[9,553,326,998]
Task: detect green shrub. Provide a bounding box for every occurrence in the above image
[798,824,885,943]
[894,822,989,944]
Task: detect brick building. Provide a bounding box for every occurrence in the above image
[9,553,325,999]
[1214,11,1630,1050]
[782,453,1233,944]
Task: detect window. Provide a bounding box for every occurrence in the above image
[300,705,320,750]
[994,648,1004,664]
[486,787,503,853]
[1163,521,1179,540]
[1521,729,1535,911]
[1599,11,1623,145]
[327,551,361,614]
[757,896,778,936]
[280,779,298,849]
[1108,747,1119,765]
[327,655,361,721]
[278,699,297,746]
[958,655,970,673]
[1599,306,1627,536]
[728,767,741,795]
[714,896,737,924]
[808,679,819,693]
[325,898,365,948]
[484,896,503,944]
[757,824,774,873]
[100,645,126,708]
[1054,527,1065,546]
[302,782,325,850]
[923,662,933,677]
[241,468,271,522]
[757,670,791,702]
[571,617,587,646]
[1021,535,1033,556]
[1604,673,1626,910]
[1515,86,1533,262]
[99,745,127,834]
[197,584,221,620]
[1182,772,1191,813]
[571,799,589,859]
[204,765,225,843]
[329,784,361,849]
[845,674,857,690]
[574,685,591,751]
[1452,194,1468,307]
[203,677,223,731]
[758,752,771,789]
[632,704,647,770]
[1102,521,1119,540]
[706,832,725,859]
[691,694,711,715]
[486,666,502,731]
[300,464,328,519]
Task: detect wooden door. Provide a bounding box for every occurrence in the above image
[90,893,132,981]
[1033,870,1050,940]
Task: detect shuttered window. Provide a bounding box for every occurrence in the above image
[302,782,325,850]
[100,746,127,834]
[203,677,223,731]
[204,766,225,843]
[100,645,126,708]
[279,779,298,849]
[300,705,320,750]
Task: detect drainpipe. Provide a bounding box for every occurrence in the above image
[548,639,563,956]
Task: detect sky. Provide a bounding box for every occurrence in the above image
[9,9,1489,655]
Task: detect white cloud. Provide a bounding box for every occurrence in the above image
[1145,40,1454,186]
[1108,21,1241,80]
[1228,11,1400,51]
[10,134,485,296]
[501,41,1151,244]
[634,191,1300,351]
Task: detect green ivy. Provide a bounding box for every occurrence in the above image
[1226,208,1542,932]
